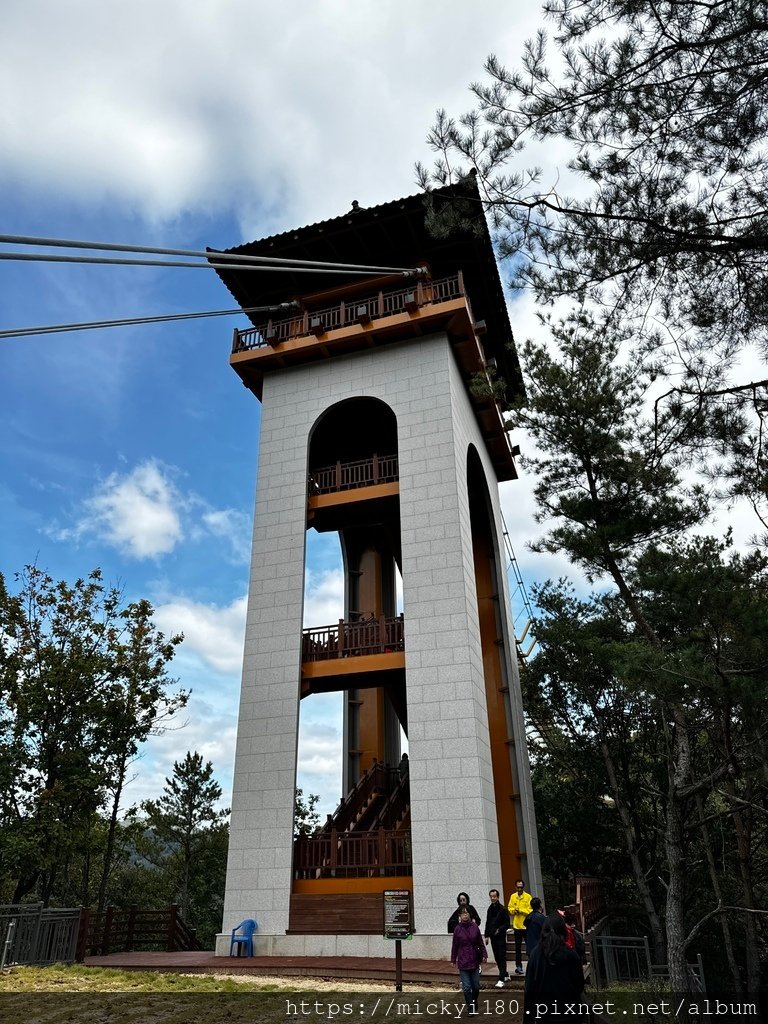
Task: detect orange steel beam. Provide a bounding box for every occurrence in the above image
[292,877,412,895]
[308,481,399,511]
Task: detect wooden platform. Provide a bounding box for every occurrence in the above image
[83,950,526,988]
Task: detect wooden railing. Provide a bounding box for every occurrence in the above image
[575,875,607,931]
[309,453,398,495]
[233,272,464,352]
[293,828,412,879]
[302,614,404,662]
[76,903,202,960]
[321,761,398,834]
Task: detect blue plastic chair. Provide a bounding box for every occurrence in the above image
[229,918,257,957]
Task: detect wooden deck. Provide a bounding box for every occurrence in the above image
[83,950,526,988]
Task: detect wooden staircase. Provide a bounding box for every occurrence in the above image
[289,759,412,933]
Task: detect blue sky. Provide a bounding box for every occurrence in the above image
[0,1,580,817]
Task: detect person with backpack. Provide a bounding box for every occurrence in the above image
[447,892,481,933]
[558,908,586,962]
[524,914,586,1019]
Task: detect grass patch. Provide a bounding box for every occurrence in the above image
[0,965,270,992]
[0,967,526,1023]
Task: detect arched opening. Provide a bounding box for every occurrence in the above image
[308,397,398,472]
[292,397,409,880]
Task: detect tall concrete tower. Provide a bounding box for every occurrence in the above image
[213,182,540,958]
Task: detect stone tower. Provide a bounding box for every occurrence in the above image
[213,182,540,958]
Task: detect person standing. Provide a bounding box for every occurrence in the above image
[451,905,487,1016]
[484,889,511,986]
[524,914,585,1019]
[447,892,481,933]
[525,897,547,958]
[507,879,533,974]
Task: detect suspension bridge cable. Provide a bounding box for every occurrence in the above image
[0,251,409,275]
[499,507,537,658]
[0,304,298,341]
[0,233,419,275]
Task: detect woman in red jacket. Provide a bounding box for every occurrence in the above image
[451,906,487,1016]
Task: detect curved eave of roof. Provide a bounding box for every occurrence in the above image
[208,179,524,400]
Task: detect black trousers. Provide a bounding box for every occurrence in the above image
[514,928,526,968]
[490,931,508,979]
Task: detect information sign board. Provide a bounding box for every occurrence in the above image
[383,889,412,939]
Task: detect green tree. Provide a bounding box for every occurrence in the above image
[0,565,184,905]
[515,331,768,989]
[419,1,768,354]
[141,751,229,922]
[294,787,320,838]
[419,0,768,532]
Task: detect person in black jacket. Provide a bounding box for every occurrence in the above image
[447,892,481,933]
[484,889,511,986]
[524,914,588,1020]
[524,897,547,957]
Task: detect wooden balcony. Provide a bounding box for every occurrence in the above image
[303,615,403,662]
[293,828,412,880]
[230,270,517,480]
[233,274,465,354]
[301,615,405,697]
[306,454,399,531]
[309,453,398,495]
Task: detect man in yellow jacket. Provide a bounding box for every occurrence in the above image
[507,879,533,974]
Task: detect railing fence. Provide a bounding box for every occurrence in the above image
[303,614,404,662]
[309,453,398,495]
[590,934,706,992]
[0,904,80,967]
[233,273,464,352]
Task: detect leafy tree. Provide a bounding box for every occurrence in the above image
[294,787,320,838]
[419,0,768,532]
[0,565,184,905]
[141,751,229,922]
[494,320,768,991]
[419,1,768,354]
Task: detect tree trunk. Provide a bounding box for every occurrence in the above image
[97,755,127,912]
[723,777,761,993]
[663,707,695,1001]
[695,793,741,993]
[664,791,690,994]
[600,735,665,960]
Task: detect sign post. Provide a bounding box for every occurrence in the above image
[383,889,412,992]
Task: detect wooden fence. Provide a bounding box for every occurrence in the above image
[293,828,412,879]
[76,903,202,960]
[233,273,464,352]
[308,453,398,495]
[302,614,404,662]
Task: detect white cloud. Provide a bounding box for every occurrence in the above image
[153,593,247,674]
[303,567,344,627]
[58,459,183,558]
[202,508,253,564]
[121,692,237,810]
[297,696,344,816]
[0,1,541,228]
[48,458,253,562]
